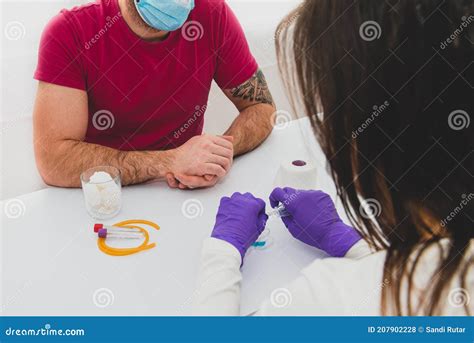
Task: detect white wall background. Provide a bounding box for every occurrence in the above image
[0,0,301,200]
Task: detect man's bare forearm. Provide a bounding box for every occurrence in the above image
[37,139,174,187]
[223,68,276,156]
[224,103,275,156]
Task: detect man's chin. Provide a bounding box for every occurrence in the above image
[142,28,171,41]
[144,25,168,35]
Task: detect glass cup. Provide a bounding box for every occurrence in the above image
[80,166,122,220]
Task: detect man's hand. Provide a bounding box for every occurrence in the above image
[166,134,234,189]
[165,68,275,190]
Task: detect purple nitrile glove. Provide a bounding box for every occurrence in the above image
[211,192,268,261]
[269,187,361,257]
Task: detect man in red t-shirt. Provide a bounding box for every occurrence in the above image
[33,0,275,189]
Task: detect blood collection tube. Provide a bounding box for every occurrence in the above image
[251,205,289,249]
[94,223,141,234]
[252,228,271,248]
[97,228,143,240]
[267,204,290,218]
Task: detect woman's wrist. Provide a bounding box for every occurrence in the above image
[211,232,246,260]
[323,222,362,257]
[344,239,373,259]
[205,237,243,264]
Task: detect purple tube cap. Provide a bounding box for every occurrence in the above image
[98,228,108,238]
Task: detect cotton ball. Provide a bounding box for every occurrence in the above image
[90,171,113,184]
[100,186,121,213]
[84,183,102,207]
[83,171,121,217]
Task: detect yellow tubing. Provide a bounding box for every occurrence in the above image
[114,219,160,230]
[97,220,160,256]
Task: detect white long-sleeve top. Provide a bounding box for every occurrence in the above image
[192,238,473,316]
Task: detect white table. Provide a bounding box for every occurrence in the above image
[1,118,349,316]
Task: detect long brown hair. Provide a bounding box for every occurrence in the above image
[277,0,473,315]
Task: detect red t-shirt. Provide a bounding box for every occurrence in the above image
[34,0,258,151]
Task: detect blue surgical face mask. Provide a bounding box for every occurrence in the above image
[134,0,195,32]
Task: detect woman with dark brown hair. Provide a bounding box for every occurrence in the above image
[192,0,473,315]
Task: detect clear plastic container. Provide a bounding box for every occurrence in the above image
[80,166,122,220]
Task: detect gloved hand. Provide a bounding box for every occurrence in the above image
[269,187,361,257]
[211,192,268,260]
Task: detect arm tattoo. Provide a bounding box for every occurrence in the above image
[230,69,274,106]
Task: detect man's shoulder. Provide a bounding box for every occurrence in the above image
[193,0,227,16]
[42,1,105,37]
[64,0,101,15]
